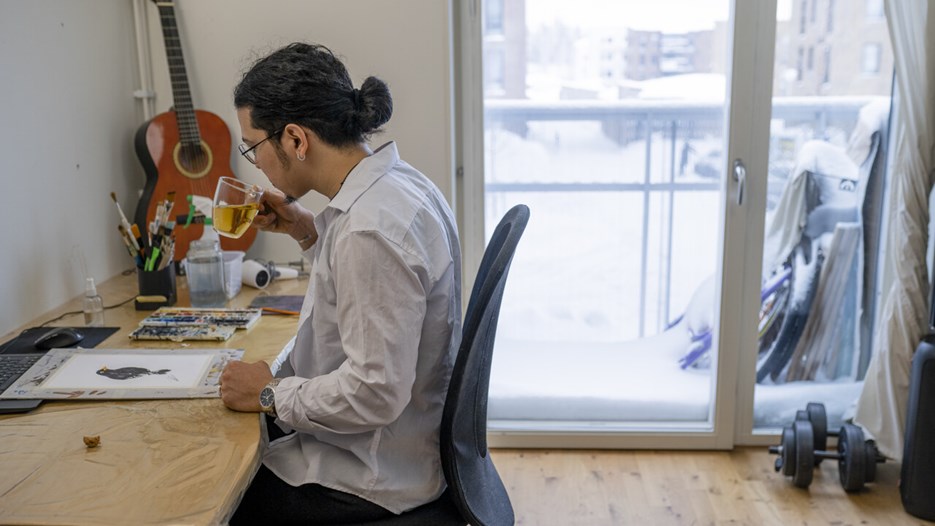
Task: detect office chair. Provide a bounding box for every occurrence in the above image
[361,204,529,526]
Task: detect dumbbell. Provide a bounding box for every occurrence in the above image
[769,415,885,491]
[796,402,832,460]
[796,402,886,466]
[769,420,816,488]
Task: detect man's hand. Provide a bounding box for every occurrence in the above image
[219,360,274,412]
[253,187,318,245]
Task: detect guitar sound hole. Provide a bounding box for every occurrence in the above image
[180,143,209,173]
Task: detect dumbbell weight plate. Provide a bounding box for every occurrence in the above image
[838,423,867,492]
[780,425,796,476]
[792,420,814,488]
[806,402,828,456]
[864,441,877,483]
[794,408,820,466]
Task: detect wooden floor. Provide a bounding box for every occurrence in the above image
[490,447,933,525]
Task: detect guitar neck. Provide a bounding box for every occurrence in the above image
[155,2,201,147]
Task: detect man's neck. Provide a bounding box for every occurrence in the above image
[322,144,371,199]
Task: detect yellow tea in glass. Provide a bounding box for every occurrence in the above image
[212,177,263,239]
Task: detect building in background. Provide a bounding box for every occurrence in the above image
[487,0,891,101]
[774,0,892,96]
[483,0,526,98]
[623,30,662,80]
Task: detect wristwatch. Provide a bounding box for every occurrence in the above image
[259,378,282,418]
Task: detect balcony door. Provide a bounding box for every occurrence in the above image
[460,0,777,448]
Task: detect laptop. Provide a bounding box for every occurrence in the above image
[0,353,46,414]
[0,326,119,414]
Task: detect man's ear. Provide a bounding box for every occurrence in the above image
[282,123,310,158]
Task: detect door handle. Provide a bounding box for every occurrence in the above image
[732,159,746,206]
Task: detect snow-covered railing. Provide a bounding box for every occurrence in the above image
[482,96,881,336]
[483,96,880,122]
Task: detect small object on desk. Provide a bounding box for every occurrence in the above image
[272,266,299,280]
[249,295,304,315]
[33,327,84,350]
[241,259,271,289]
[136,265,177,310]
[223,251,246,299]
[186,238,228,308]
[135,294,171,310]
[129,325,236,342]
[83,435,101,448]
[82,278,105,327]
[260,307,300,316]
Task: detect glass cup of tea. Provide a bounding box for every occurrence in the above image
[212,177,264,239]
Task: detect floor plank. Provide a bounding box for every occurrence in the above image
[490,447,934,525]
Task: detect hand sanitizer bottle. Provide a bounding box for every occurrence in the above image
[83,277,105,327]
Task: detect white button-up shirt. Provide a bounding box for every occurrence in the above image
[264,142,462,514]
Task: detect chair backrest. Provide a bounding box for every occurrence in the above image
[440,204,529,526]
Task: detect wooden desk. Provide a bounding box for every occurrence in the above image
[0,269,307,525]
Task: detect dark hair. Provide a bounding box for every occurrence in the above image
[234,43,393,148]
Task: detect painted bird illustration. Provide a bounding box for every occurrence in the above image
[97,366,173,381]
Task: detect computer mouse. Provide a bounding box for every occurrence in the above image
[33,327,84,350]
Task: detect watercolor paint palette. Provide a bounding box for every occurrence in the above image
[138,308,262,330]
[129,325,236,342]
[128,307,261,342]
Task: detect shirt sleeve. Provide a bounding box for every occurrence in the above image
[274,230,429,434]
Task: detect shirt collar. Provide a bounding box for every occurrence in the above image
[327,141,399,214]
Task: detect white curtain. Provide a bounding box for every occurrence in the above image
[854,1,935,461]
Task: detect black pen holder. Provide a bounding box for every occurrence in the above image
[136,265,177,310]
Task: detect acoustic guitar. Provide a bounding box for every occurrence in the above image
[133,0,256,261]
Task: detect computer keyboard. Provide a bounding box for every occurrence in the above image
[0,354,42,393]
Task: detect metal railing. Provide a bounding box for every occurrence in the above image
[482,96,881,336]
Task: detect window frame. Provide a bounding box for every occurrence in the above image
[458,0,779,449]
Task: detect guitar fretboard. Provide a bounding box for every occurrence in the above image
[156,3,201,148]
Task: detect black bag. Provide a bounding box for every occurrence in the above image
[901,335,935,520]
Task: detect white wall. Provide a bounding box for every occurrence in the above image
[0,0,455,337]
[144,0,455,265]
[0,1,142,336]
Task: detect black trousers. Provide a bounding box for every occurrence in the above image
[229,416,395,525]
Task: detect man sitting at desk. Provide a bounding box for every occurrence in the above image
[219,42,462,524]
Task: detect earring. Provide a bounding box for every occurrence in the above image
[297,153,306,161]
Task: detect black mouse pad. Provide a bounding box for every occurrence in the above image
[0,326,120,355]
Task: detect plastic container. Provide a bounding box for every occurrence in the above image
[223,251,245,299]
[82,277,104,326]
[185,239,228,308]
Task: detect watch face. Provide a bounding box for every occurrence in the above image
[260,387,275,409]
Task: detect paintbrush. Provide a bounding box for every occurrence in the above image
[118,225,144,268]
[131,223,146,253]
[110,192,140,251]
[117,224,138,256]
[165,191,177,223]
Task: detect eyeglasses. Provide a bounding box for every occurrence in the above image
[238,128,284,164]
